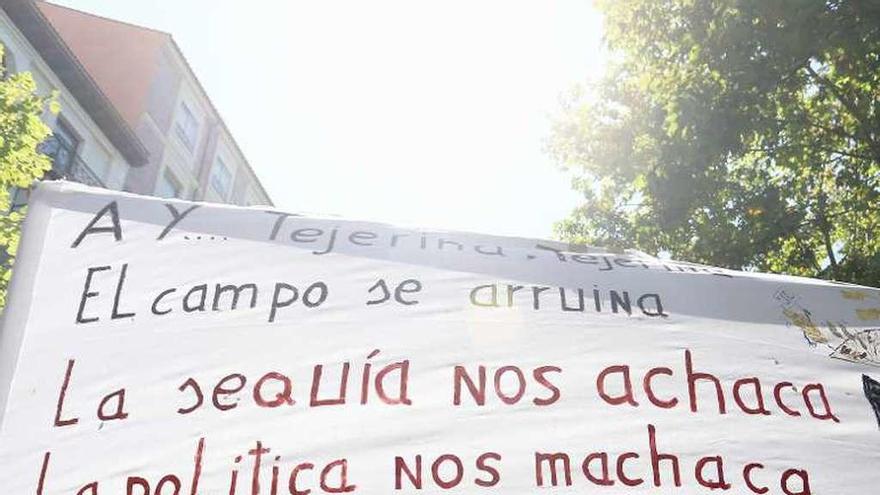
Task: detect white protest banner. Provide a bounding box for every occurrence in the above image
[0,180,878,494]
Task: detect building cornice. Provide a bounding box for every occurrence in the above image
[2,0,149,166]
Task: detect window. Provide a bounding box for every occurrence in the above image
[242,185,258,206]
[244,185,264,206]
[209,156,233,198]
[155,168,182,199]
[174,102,199,150]
[42,118,80,177]
[0,41,16,79]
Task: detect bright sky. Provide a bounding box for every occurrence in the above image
[54,0,606,239]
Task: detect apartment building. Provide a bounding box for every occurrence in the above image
[1,0,143,193]
[0,0,271,206]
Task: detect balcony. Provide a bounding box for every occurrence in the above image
[39,135,105,188]
[8,135,107,211]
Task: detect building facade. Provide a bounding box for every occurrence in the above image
[1,0,143,193]
[1,0,271,206]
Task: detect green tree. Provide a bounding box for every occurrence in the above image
[548,0,880,286]
[0,44,56,306]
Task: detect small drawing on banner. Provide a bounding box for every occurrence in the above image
[775,288,880,367]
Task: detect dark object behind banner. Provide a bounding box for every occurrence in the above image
[863,374,880,429]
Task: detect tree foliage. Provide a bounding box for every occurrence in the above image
[0,44,56,306]
[548,0,880,286]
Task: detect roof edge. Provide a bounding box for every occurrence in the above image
[3,0,150,167]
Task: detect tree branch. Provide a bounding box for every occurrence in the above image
[815,188,839,280]
[744,145,873,160]
[804,64,880,161]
